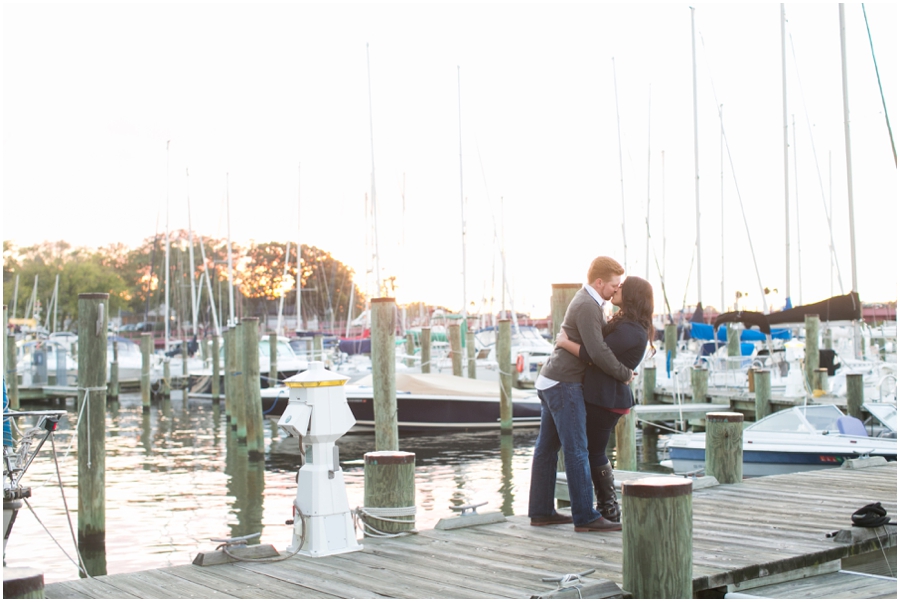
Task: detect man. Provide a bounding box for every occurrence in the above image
[528,256,635,532]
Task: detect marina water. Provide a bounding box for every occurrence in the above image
[6,391,667,584]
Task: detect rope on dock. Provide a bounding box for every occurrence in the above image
[353,505,418,538]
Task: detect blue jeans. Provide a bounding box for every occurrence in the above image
[528,382,601,526]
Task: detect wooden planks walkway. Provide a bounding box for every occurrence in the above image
[42,463,897,599]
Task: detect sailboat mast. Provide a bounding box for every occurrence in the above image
[186,168,198,336]
[645,86,652,281]
[198,236,220,337]
[613,57,627,271]
[226,172,236,326]
[458,65,467,323]
[296,163,302,333]
[366,43,382,297]
[720,104,725,314]
[276,241,291,335]
[792,115,802,305]
[839,3,861,358]
[781,4,791,306]
[691,8,702,309]
[164,140,171,353]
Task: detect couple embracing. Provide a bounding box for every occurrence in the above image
[529,256,655,532]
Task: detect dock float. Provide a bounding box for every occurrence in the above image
[39,463,896,599]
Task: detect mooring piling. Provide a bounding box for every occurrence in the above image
[241,317,265,460]
[691,365,709,402]
[466,328,476,379]
[448,323,462,377]
[846,372,864,420]
[211,334,221,403]
[140,333,152,412]
[77,293,108,554]
[622,477,693,599]
[269,332,278,388]
[420,327,431,374]
[371,297,398,451]
[805,314,820,391]
[363,451,416,537]
[615,409,637,471]
[498,318,512,433]
[753,368,772,420]
[108,339,119,400]
[705,412,744,484]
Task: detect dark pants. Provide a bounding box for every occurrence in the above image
[585,404,624,468]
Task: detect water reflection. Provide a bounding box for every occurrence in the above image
[9,390,627,585]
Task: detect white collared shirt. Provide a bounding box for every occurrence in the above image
[535,284,605,390]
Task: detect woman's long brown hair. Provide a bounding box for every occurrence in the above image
[605,276,656,352]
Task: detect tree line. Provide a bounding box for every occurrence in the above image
[2,235,366,333]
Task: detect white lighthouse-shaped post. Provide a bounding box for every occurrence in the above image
[277,361,362,557]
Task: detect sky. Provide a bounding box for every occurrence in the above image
[2,2,897,319]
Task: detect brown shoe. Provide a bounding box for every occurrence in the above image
[574,516,622,532]
[530,513,574,527]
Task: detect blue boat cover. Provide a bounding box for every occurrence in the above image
[690,322,792,342]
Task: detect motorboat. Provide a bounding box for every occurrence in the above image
[191,335,308,392]
[664,403,898,477]
[261,372,542,431]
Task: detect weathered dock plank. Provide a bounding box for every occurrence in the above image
[739,569,898,598]
[41,463,896,599]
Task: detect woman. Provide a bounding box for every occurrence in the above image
[556,275,655,523]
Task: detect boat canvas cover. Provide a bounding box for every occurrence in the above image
[690,322,791,342]
[352,372,536,400]
[765,292,861,325]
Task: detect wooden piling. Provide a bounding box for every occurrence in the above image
[269,332,278,388]
[846,373,864,420]
[823,327,833,350]
[420,327,431,374]
[405,333,415,368]
[665,323,678,361]
[805,314,820,391]
[448,323,463,377]
[314,333,324,364]
[223,328,234,425]
[754,369,772,421]
[162,359,171,399]
[466,328,476,379]
[233,322,248,441]
[140,333,152,412]
[614,409,637,471]
[363,451,415,536]
[371,298,399,451]
[108,339,119,400]
[550,284,580,343]
[3,567,44,599]
[211,335,221,403]
[726,325,740,357]
[641,364,656,404]
[498,319,512,433]
[691,366,708,402]
[623,478,693,599]
[815,367,829,393]
[77,293,108,551]
[201,337,209,362]
[705,412,743,484]
[6,333,19,411]
[242,318,265,460]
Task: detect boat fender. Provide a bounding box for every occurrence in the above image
[516,355,524,373]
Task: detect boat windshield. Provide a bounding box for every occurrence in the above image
[749,405,844,434]
[864,403,897,433]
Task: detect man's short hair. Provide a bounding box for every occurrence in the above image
[587,256,624,283]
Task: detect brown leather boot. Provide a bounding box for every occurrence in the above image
[574,515,622,532]
[591,462,620,523]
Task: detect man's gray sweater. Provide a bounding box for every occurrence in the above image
[539,287,632,384]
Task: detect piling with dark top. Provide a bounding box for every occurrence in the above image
[846,373,864,420]
[705,412,743,484]
[269,333,278,388]
[363,451,415,536]
[815,367,828,393]
[211,335,221,403]
[223,328,234,424]
[754,369,772,421]
[77,293,108,552]
[623,477,693,599]
[614,410,637,471]
[140,333,152,411]
[465,328,476,379]
[805,315,820,392]
[642,364,656,404]
[551,284,580,342]
[371,298,399,451]
[498,319,512,433]
[448,323,463,376]
[5,305,19,411]
[691,366,708,402]
[242,318,265,459]
[3,567,44,599]
[420,327,431,374]
[108,339,119,399]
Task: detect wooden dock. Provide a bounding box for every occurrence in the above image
[40,463,896,599]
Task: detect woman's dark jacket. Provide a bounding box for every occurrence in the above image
[578,320,648,410]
